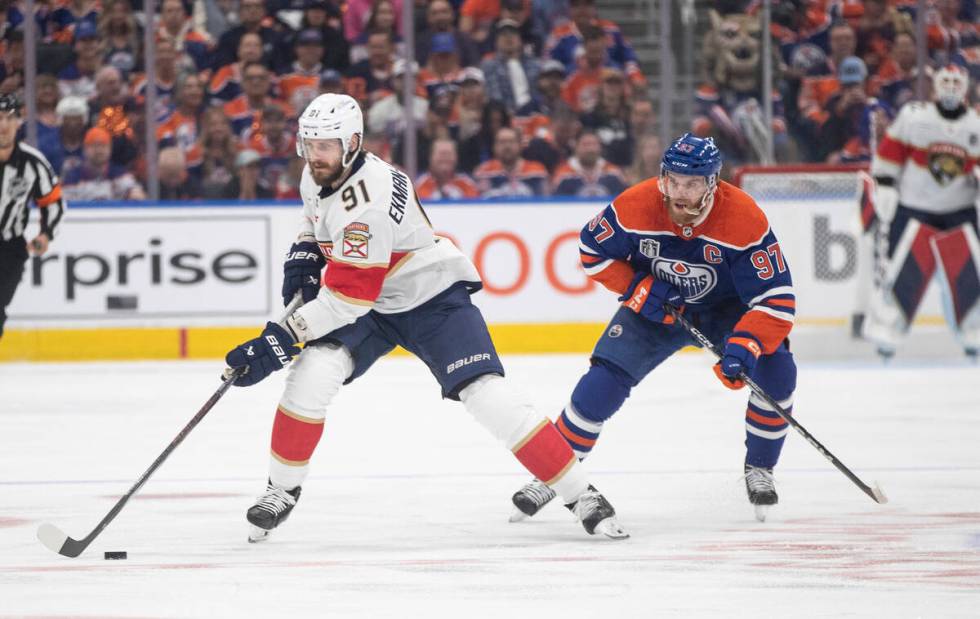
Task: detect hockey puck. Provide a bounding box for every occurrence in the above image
[104,551,127,560]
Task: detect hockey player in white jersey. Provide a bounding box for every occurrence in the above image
[865,64,980,359]
[224,94,628,542]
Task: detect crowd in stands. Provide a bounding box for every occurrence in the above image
[702,0,978,168]
[0,0,654,201]
[0,0,976,201]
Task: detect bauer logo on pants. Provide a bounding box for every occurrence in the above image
[446,353,491,374]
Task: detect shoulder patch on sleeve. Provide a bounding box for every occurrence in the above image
[342,222,372,259]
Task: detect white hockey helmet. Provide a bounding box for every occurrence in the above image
[932,64,969,111]
[296,93,363,168]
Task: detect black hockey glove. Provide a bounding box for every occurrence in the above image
[225,322,300,387]
[282,241,324,306]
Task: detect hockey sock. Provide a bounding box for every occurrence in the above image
[459,374,588,502]
[557,360,635,458]
[744,391,791,469]
[269,406,325,490]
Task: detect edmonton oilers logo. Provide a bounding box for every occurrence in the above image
[651,258,717,301]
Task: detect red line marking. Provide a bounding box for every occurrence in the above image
[178,328,188,359]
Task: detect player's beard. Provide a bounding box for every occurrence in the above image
[310,161,344,187]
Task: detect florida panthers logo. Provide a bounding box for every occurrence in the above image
[651,258,718,301]
[927,143,967,185]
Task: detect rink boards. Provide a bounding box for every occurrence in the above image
[2,197,947,361]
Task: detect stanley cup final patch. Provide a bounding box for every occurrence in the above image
[342,222,371,259]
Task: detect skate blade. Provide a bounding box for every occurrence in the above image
[594,517,630,540]
[754,504,770,522]
[509,508,531,523]
[248,525,271,543]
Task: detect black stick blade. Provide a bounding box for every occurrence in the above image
[37,523,86,558]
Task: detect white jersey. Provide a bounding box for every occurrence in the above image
[290,151,482,341]
[871,102,980,213]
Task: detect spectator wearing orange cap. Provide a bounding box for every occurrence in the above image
[62,127,146,201]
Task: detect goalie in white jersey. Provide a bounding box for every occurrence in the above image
[224,94,628,542]
[865,64,980,359]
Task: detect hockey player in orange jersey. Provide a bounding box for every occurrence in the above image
[510,133,798,523]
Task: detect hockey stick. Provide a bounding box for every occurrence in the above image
[37,296,305,558]
[665,305,888,505]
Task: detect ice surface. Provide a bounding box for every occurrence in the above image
[1,353,978,618]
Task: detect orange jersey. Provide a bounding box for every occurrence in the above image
[580,179,795,353]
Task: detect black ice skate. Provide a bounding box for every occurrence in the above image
[509,479,557,522]
[565,485,629,540]
[744,464,778,522]
[246,481,301,543]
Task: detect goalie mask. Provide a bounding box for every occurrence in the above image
[933,64,969,111]
[659,133,723,216]
[296,93,363,169]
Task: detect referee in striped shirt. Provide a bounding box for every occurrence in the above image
[0,93,66,340]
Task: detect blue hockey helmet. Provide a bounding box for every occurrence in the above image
[661,133,722,179]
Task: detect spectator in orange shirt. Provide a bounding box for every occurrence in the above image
[474,126,550,197]
[459,0,502,47]
[561,25,615,114]
[416,138,481,200]
[224,62,291,139]
[243,105,296,195]
[874,31,922,110]
[158,72,207,171]
[279,29,326,113]
[209,32,265,103]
